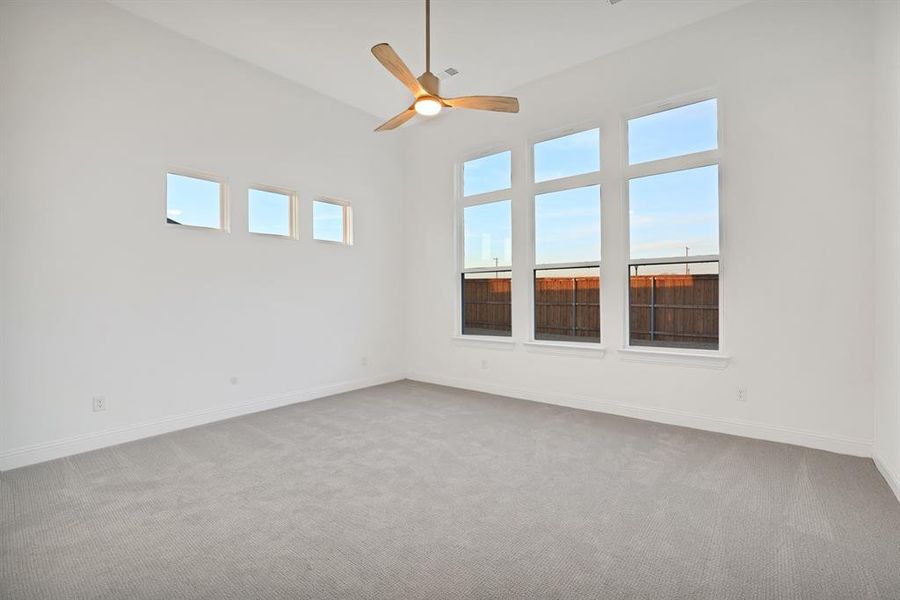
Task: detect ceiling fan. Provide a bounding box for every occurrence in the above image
[371,0,520,132]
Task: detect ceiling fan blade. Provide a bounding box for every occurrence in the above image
[375,108,417,132]
[371,43,426,97]
[443,96,520,113]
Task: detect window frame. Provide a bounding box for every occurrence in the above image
[165,168,229,232]
[247,183,299,240]
[528,123,603,345]
[455,146,515,339]
[622,90,725,355]
[312,197,353,245]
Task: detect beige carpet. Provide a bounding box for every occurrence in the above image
[2,380,899,599]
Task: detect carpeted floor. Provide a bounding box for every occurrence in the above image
[2,380,899,599]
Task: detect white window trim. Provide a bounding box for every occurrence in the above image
[621,89,726,357]
[313,197,353,245]
[165,168,229,232]
[523,340,606,358]
[527,123,604,347]
[455,146,515,339]
[247,183,299,240]
[617,346,729,369]
[451,335,517,350]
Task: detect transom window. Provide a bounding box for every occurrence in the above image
[463,150,511,197]
[628,98,718,165]
[248,187,296,238]
[626,97,721,351]
[313,199,352,244]
[166,171,225,230]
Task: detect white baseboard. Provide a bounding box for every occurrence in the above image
[873,452,900,503]
[408,371,874,458]
[0,373,404,472]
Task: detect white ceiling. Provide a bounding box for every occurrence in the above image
[110,0,752,121]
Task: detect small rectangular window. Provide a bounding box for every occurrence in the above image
[629,261,719,350]
[629,165,719,260]
[463,200,512,269]
[534,266,600,343]
[535,185,600,265]
[462,271,512,337]
[463,151,511,196]
[313,199,351,244]
[628,98,718,165]
[534,128,600,182]
[166,172,224,229]
[248,187,294,237]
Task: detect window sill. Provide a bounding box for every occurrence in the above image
[617,347,730,369]
[523,340,606,358]
[451,335,517,350]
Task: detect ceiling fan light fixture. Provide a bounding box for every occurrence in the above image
[370,0,518,131]
[414,96,442,116]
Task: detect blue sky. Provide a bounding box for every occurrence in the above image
[629,99,717,165]
[249,188,290,236]
[166,173,221,228]
[463,151,511,196]
[535,185,600,265]
[534,128,600,182]
[629,165,719,259]
[313,200,344,242]
[464,200,512,269]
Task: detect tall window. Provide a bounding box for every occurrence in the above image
[248,186,296,238]
[626,98,720,351]
[532,128,601,343]
[460,151,512,336]
[166,171,226,230]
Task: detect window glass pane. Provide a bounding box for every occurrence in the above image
[629,261,718,350]
[313,200,344,242]
[534,128,599,182]
[534,266,600,342]
[166,173,221,229]
[629,165,718,260]
[462,271,511,336]
[463,151,511,196]
[628,99,717,165]
[249,189,291,236]
[464,200,511,269]
[535,185,600,265]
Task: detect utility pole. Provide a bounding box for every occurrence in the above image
[685,246,690,275]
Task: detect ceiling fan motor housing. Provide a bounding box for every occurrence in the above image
[417,72,440,97]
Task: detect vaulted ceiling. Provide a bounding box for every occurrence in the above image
[110,0,752,120]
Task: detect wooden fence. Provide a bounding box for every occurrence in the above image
[462,273,719,347]
[461,276,512,335]
[534,276,600,340]
[629,273,718,349]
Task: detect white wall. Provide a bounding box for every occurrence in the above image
[0,0,406,468]
[404,0,877,455]
[873,0,900,499]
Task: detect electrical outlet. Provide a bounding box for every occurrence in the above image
[92,396,107,412]
[736,387,748,402]
[361,356,368,367]
[229,376,239,385]
[481,359,488,370]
